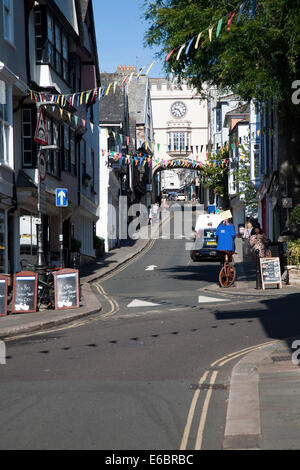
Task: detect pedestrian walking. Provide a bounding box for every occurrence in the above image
[243,221,253,256]
[243,221,253,240]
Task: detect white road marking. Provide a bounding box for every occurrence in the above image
[145,265,158,271]
[127,299,161,308]
[198,295,230,303]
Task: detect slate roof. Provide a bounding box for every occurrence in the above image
[99,73,126,124]
[127,74,149,125]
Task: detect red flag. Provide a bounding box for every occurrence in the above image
[227,11,235,31]
[166,48,176,61]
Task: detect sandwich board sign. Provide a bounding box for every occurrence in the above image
[34,108,48,146]
[259,257,282,290]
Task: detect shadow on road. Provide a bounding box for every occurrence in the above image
[213,293,300,351]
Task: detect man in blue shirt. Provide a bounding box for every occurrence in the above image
[216,219,236,253]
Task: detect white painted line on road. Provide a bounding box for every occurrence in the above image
[198,295,230,303]
[127,299,161,308]
[145,265,158,271]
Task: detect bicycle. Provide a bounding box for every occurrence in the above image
[218,251,236,288]
[19,261,61,310]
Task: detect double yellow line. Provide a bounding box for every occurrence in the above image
[180,340,278,450]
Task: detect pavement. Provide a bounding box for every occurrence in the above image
[1,229,300,450]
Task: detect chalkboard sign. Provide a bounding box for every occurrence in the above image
[260,257,282,290]
[54,269,79,310]
[12,271,38,313]
[0,275,9,316]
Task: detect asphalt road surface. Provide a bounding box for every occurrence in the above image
[1,206,299,451]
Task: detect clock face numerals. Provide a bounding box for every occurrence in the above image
[171,101,186,118]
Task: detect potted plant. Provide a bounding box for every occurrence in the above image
[286,239,300,286]
[290,206,300,236]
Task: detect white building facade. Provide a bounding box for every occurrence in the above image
[150,78,208,200]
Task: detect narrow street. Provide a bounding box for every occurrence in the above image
[1,206,298,450]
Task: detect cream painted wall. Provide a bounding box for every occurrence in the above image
[150,79,208,165]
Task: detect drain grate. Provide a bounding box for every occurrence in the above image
[190,383,228,391]
[271,355,292,362]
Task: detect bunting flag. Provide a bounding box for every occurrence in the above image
[227,11,236,31]
[195,32,202,49]
[146,61,156,75]
[136,66,146,81]
[216,18,223,37]
[209,26,213,42]
[176,43,186,61]
[166,48,176,61]
[185,37,195,55]
[237,1,246,24]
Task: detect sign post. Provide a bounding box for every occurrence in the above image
[34,108,48,146]
[56,189,68,269]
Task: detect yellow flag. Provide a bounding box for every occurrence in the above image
[209,26,213,42]
[137,66,146,79]
[146,61,156,75]
[195,32,202,49]
[105,83,112,96]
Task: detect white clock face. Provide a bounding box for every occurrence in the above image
[171,101,186,118]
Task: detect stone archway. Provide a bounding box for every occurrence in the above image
[152,156,205,202]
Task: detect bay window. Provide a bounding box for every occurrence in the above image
[35,8,69,83]
[168,131,190,152]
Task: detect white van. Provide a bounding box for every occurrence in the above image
[190,213,223,261]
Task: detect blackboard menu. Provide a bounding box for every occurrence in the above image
[0,276,8,316]
[12,272,38,313]
[54,269,79,310]
[260,257,282,289]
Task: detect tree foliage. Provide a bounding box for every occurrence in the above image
[231,148,258,214]
[143,0,300,103]
[200,151,229,200]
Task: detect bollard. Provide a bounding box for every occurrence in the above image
[255,249,261,289]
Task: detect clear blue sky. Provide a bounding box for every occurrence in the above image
[92,0,166,77]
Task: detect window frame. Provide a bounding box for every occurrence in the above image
[3,0,14,46]
[46,116,60,178]
[216,107,222,132]
[35,8,69,84]
[0,82,12,165]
